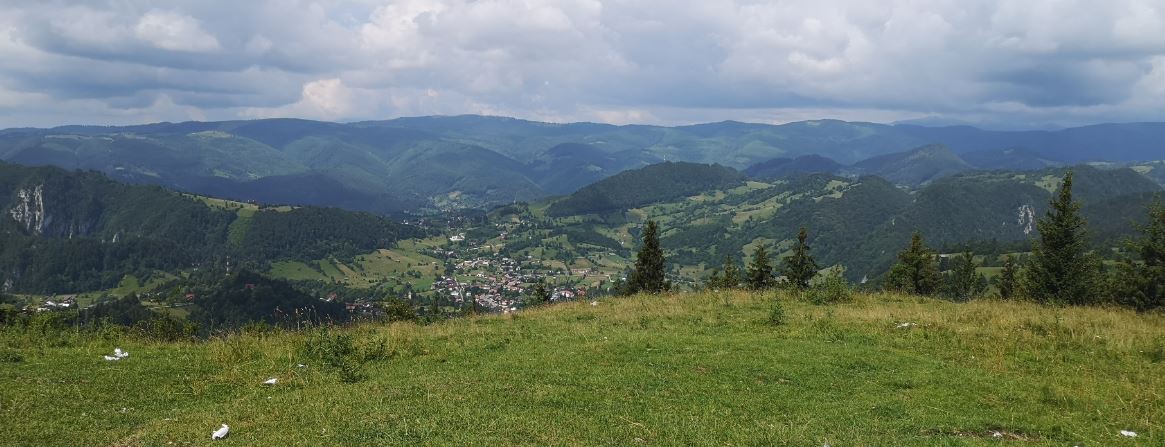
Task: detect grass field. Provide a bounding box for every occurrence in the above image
[268,243,443,290]
[2,291,1162,446]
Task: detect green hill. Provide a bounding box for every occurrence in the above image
[499,165,1161,285]
[961,147,1061,171]
[743,154,843,179]
[0,162,424,294]
[547,162,746,216]
[2,290,1162,445]
[849,144,974,186]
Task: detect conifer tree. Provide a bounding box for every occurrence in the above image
[627,220,666,294]
[746,244,776,290]
[1023,170,1100,305]
[430,293,441,317]
[527,281,552,306]
[722,255,741,289]
[781,227,819,290]
[997,255,1020,299]
[884,231,941,295]
[1113,199,1165,311]
[945,250,986,301]
[705,269,723,290]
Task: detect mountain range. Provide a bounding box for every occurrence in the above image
[3,116,1165,213]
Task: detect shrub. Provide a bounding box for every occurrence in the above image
[0,349,23,363]
[768,299,786,326]
[302,328,364,383]
[301,328,397,383]
[134,317,198,342]
[807,267,852,305]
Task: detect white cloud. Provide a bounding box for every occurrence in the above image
[135,10,221,52]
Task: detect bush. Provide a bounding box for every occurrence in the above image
[806,267,852,305]
[133,317,198,342]
[302,328,395,383]
[380,299,417,322]
[302,328,363,383]
[0,349,23,363]
[768,299,786,326]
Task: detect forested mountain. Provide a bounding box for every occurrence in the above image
[547,162,746,216]
[848,144,973,186]
[512,164,1162,284]
[4,116,1165,214]
[0,162,424,294]
[743,155,843,179]
[961,147,1061,171]
[1127,161,1165,187]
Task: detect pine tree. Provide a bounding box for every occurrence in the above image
[884,231,941,295]
[945,250,986,301]
[746,244,776,290]
[722,255,741,289]
[1023,170,1100,305]
[627,220,666,294]
[1113,199,1165,311]
[997,255,1020,299]
[705,268,724,290]
[781,227,819,290]
[430,293,441,318]
[527,281,552,306]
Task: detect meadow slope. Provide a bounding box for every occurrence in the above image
[1,291,1163,446]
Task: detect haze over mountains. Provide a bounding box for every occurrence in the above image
[2,116,1164,213]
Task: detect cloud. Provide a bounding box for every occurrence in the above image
[0,0,1163,128]
[134,10,221,52]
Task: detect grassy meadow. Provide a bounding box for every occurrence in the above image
[1,291,1162,446]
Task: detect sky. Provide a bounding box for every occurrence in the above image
[1,0,1164,129]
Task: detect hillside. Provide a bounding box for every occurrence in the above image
[2,290,1162,445]
[0,162,424,294]
[493,165,1162,286]
[848,144,974,186]
[1129,160,1165,187]
[961,147,1061,171]
[547,162,745,216]
[743,154,843,179]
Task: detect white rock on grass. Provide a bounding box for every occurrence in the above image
[1120,430,1137,437]
[211,424,230,440]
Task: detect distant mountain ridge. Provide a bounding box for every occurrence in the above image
[4,115,1165,213]
[745,144,1068,186]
